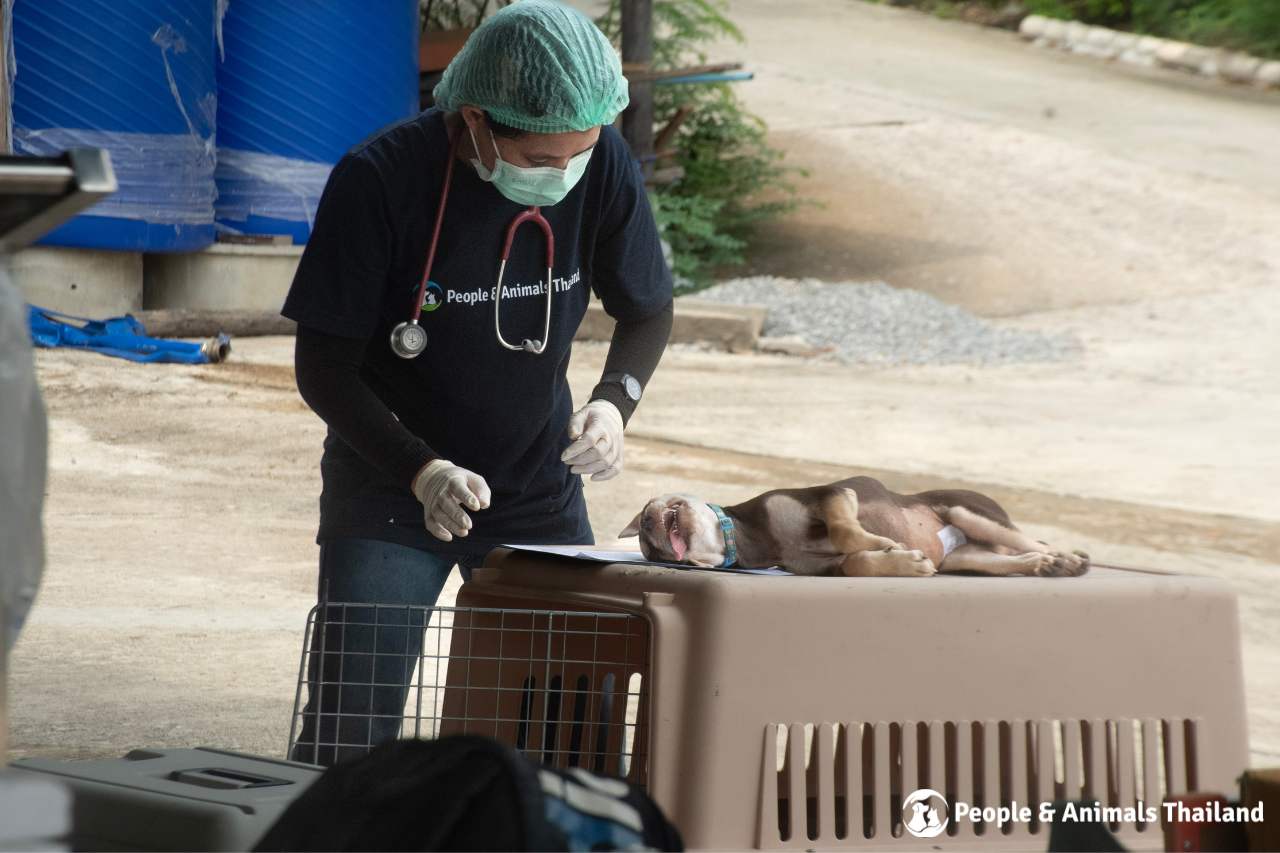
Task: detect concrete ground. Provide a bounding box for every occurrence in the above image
[8,0,1279,773]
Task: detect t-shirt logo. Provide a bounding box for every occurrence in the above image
[422,281,443,312]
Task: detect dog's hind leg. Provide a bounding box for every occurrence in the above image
[946,507,1090,576]
[946,506,1046,553]
[939,544,1050,576]
[940,544,1087,577]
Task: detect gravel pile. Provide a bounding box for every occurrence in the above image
[697,276,1080,367]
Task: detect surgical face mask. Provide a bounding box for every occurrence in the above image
[469,126,592,208]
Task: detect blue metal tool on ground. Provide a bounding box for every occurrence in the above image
[28,305,230,364]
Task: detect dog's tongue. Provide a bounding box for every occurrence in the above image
[669,530,688,561]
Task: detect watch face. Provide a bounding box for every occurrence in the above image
[624,376,642,401]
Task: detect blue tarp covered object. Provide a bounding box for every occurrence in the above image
[27,305,227,364]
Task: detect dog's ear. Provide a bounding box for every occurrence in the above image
[617,511,643,539]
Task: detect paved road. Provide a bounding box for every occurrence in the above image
[722,0,1280,194]
[706,1,1280,315]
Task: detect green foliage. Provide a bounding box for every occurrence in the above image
[1142,0,1280,59]
[881,0,1280,58]
[1023,0,1132,28]
[420,0,511,31]
[596,0,743,69]
[598,0,804,290]
[650,194,745,282]
[1023,0,1280,58]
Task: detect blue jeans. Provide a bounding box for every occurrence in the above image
[289,538,486,766]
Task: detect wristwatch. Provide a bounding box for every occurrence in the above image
[600,371,642,403]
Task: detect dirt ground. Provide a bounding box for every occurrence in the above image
[8,0,1279,774]
[9,328,1279,767]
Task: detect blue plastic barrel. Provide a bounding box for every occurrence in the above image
[9,0,217,252]
[215,2,419,244]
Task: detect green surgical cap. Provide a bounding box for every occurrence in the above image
[432,0,630,134]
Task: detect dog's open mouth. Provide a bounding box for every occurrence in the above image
[663,506,688,561]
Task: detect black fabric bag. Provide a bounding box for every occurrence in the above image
[255,735,682,852]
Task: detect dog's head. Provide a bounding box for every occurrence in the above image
[618,493,727,567]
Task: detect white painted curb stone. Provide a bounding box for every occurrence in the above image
[1017,13,1278,89]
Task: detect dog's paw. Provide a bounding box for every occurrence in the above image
[1016,552,1058,576]
[1066,550,1091,576]
[888,548,937,577]
[1039,550,1089,577]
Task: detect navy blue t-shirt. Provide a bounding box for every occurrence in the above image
[283,109,671,555]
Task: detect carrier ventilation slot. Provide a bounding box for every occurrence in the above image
[435,609,651,787]
[506,670,644,780]
[759,718,1200,848]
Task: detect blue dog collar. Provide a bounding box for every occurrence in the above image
[707,504,738,568]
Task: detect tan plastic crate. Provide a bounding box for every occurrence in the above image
[438,550,1249,851]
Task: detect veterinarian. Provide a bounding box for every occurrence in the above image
[284,0,672,765]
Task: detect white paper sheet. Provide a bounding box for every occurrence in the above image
[500,544,791,576]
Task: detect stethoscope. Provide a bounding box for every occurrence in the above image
[390,131,556,359]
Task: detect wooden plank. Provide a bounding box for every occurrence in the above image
[133,309,295,338]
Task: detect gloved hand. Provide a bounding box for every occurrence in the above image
[561,399,624,481]
[411,459,491,542]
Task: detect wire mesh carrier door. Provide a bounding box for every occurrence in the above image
[288,599,651,785]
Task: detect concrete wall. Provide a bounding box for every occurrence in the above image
[7,242,303,317]
[7,247,143,315]
[144,243,302,312]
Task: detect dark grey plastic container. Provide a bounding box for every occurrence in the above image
[8,747,323,851]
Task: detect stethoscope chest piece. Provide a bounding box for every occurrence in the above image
[390,321,428,359]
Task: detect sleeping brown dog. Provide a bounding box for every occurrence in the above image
[618,476,1089,577]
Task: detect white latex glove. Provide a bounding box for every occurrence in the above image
[561,399,624,481]
[411,459,491,542]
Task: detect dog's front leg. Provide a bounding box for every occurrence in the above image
[821,488,901,553]
[822,489,936,577]
[841,548,937,577]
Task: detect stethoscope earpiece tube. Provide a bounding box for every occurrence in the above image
[395,125,559,359]
[494,205,555,355]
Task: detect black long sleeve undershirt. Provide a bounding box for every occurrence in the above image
[294,326,440,489]
[589,298,673,422]
[293,298,673,490]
